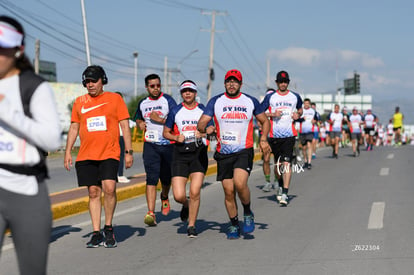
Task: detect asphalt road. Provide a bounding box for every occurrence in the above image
[1,145,413,274]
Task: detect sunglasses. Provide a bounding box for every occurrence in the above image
[277,80,289,84]
[148,84,161,89]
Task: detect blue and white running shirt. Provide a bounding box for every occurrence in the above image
[203,92,264,154]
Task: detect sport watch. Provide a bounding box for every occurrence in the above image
[125,149,134,155]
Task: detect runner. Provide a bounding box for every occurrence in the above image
[327,104,343,159]
[134,74,177,226]
[261,88,276,192]
[363,109,377,151]
[261,71,303,206]
[311,102,321,159]
[348,106,364,157]
[0,15,61,273]
[65,65,134,248]
[163,80,212,238]
[341,106,350,148]
[197,69,271,239]
[386,119,394,146]
[298,98,318,169]
[392,106,404,146]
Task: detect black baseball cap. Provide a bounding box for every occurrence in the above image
[82,65,105,82]
[276,71,290,83]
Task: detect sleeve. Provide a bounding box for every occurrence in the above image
[0,82,61,151]
[203,95,218,117]
[116,94,130,121]
[199,104,214,127]
[133,98,145,121]
[165,94,177,113]
[261,94,270,111]
[295,93,303,109]
[165,105,178,129]
[250,95,265,116]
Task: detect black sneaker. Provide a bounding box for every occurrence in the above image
[86,231,103,248]
[307,163,312,170]
[103,226,117,248]
[187,226,198,238]
[180,205,189,222]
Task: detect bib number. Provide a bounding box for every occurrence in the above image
[145,130,159,142]
[182,131,196,143]
[0,128,25,164]
[221,131,240,145]
[87,116,107,132]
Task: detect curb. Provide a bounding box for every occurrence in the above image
[51,151,263,220]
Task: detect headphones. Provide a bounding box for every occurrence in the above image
[82,65,108,87]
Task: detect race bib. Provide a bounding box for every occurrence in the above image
[182,130,196,143]
[87,116,107,132]
[0,128,25,164]
[279,108,292,120]
[221,131,240,145]
[145,130,159,142]
[351,122,360,130]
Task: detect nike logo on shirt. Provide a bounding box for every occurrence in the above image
[81,103,108,114]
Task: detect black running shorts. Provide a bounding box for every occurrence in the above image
[214,148,253,181]
[268,136,295,163]
[75,159,119,186]
[172,145,208,178]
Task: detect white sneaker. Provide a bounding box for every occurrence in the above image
[262,182,272,192]
[276,187,283,201]
[117,176,130,183]
[279,193,288,206]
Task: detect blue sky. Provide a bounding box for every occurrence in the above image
[3,0,414,123]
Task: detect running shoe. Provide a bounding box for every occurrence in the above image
[303,162,308,169]
[276,187,283,201]
[86,231,103,248]
[161,196,170,216]
[312,153,316,159]
[226,225,240,240]
[262,181,272,192]
[307,163,312,170]
[187,226,198,238]
[243,213,255,234]
[357,146,360,156]
[103,225,117,248]
[144,211,157,226]
[180,205,189,222]
[279,193,289,207]
[353,152,357,157]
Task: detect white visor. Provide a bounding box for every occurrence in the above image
[180,82,197,92]
[0,22,23,48]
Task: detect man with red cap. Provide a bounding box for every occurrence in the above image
[198,69,271,239]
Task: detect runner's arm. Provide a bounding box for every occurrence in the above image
[120,119,134,169]
[64,122,80,171]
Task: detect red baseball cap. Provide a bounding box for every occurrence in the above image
[225,69,242,82]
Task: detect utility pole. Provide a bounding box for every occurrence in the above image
[80,0,91,65]
[164,56,168,94]
[266,58,270,88]
[34,39,40,74]
[202,10,226,100]
[133,52,138,97]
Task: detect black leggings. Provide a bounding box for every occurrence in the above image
[0,183,52,275]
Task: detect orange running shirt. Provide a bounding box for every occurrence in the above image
[71,92,130,161]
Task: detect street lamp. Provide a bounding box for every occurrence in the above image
[133,52,138,97]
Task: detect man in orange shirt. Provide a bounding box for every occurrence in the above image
[64,65,133,248]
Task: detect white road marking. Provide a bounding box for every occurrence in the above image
[386,153,394,159]
[379,167,389,176]
[368,202,385,229]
